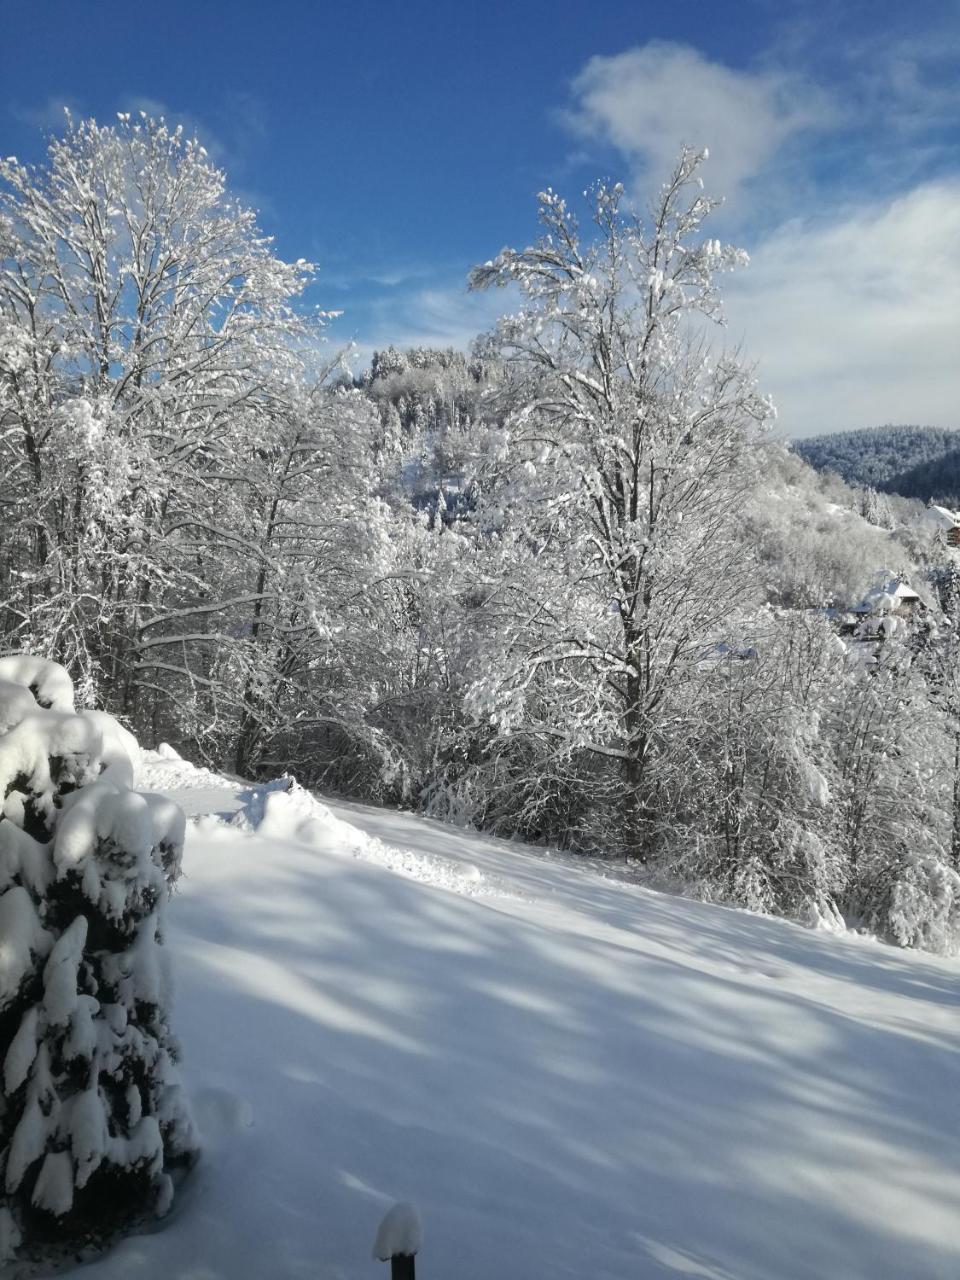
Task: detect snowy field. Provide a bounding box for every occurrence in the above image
[75,755,960,1280]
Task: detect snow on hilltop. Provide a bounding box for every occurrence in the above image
[72,752,960,1280]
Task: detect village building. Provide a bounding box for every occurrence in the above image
[922,503,960,547]
[833,574,933,663]
[852,577,922,621]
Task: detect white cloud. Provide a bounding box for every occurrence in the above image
[339,279,513,372]
[340,182,960,439]
[12,96,84,132]
[560,38,958,436]
[723,180,960,435]
[321,263,436,292]
[121,95,231,165]
[375,283,507,349]
[117,94,278,217]
[12,91,267,183]
[565,42,830,204]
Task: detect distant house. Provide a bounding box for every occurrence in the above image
[922,503,960,547]
[818,572,932,666]
[841,575,932,663]
[852,577,922,621]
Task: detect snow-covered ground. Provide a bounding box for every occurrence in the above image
[76,754,960,1280]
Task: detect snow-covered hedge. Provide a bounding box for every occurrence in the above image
[0,659,196,1265]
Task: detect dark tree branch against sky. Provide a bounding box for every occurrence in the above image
[3,0,957,435]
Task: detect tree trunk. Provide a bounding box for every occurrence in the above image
[622,673,653,861]
[951,729,960,871]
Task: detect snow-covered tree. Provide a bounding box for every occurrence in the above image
[0,658,195,1264]
[222,381,400,785]
[664,610,844,916]
[0,112,313,720]
[467,150,773,856]
[829,619,960,949]
[859,485,894,530]
[2,113,958,956]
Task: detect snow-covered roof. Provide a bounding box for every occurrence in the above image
[922,504,960,532]
[853,576,921,615]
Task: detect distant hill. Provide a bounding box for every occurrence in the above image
[793,426,960,504]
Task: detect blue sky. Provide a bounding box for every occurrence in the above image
[2,0,958,435]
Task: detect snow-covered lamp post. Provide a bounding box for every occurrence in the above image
[373,1202,422,1279]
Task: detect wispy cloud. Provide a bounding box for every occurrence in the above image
[807,19,960,136]
[336,277,512,371]
[562,42,833,206]
[321,263,438,293]
[120,94,234,166]
[12,95,85,132]
[556,34,960,436]
[724,179,960,435]
[120,93,277,218]
[10,90,277,220]
[12,89,269,175]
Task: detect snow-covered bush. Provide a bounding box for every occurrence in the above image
[658,612,847,919]
[882,854,960,952]
[0,659,196,1264]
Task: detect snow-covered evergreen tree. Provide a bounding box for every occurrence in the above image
[0,658,195,1264]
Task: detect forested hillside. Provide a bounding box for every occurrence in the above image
[2,117,960,958]
[794,426,960,502]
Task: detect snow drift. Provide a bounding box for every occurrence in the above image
[68,751,960,1280]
